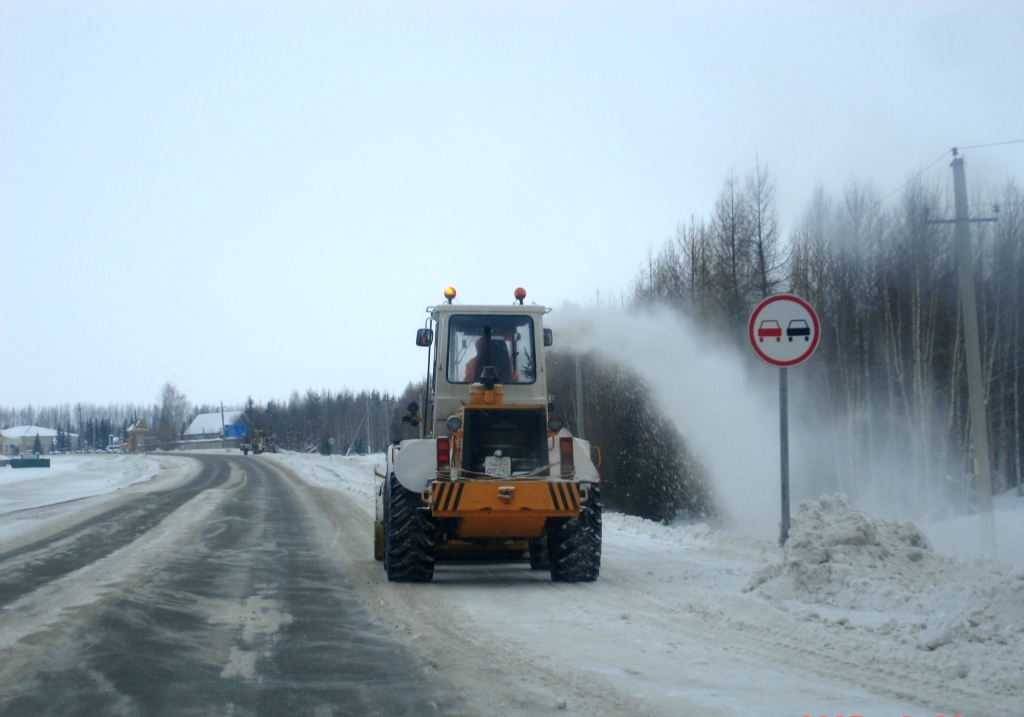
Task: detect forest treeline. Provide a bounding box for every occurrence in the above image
[627,163,1024,515]
[5,157,1021,522]
[0,385,402,457]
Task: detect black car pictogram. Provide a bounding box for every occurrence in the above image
[787,319,811,341]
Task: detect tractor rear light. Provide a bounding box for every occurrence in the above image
[436,437,451,472]
[559,436,574,476]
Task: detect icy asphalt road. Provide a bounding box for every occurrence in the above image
[0,455,465,716]
[1,452,1021,717]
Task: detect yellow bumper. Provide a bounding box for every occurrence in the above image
[430,480,581,538]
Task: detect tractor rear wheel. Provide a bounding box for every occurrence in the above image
[384,474,435,582]
[548,483,601,582]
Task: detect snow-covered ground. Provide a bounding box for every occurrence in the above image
[277,451,1024,716]
[2,452,1023,716]
[0,453,197,549]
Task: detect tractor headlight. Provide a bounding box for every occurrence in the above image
[547,416,564,432]
[446,415,463,432]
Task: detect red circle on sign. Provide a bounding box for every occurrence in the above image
[748,294,820,367]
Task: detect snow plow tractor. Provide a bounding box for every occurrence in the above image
[374,286,602,582]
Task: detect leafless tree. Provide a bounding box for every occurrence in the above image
[156,383,189,449]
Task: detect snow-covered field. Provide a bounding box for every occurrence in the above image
[2,452,1023,716]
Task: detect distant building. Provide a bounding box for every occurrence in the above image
[126,419,150,453]
[183,411,244,441]
[1,425,63,454]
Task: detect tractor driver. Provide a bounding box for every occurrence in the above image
[464,334,518,383]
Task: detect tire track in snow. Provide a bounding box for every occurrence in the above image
[627,561,1016,717]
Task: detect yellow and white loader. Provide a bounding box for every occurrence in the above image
[374,287,601,582]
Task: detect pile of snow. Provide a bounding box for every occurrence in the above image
[749,494,1024,695]
[750,494,933,602]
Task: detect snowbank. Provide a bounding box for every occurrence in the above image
[0,453,194,546]
[1,454,164,511]
[749,494,1024,696]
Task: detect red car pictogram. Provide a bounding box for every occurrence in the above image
[757,320,782,342]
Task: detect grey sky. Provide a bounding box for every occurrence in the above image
[2,1,1022,409]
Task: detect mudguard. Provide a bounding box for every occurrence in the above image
[547,429,601,483]
[392,439,438,492]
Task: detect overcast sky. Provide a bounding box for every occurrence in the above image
[2,1,1023,411]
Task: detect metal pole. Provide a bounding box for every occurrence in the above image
[951,155,996,554]
[575,355,586,440]
[779,366,790,545]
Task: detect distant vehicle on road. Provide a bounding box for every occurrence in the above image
[787,319,811,341]
[757,319,782,342]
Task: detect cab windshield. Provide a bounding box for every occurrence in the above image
[447,314,536,384]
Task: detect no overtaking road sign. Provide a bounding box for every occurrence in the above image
[748,294,820,367]
[747,293,820,546]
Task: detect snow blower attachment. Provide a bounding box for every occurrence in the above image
[374,287,602,582]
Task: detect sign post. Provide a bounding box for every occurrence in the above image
[748,294,820,545]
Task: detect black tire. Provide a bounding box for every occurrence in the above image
[548,483,601,582]
[384,474,435,582]
[528,536,549,570]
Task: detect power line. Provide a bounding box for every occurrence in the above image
[956,139,1024,151]
[879,150,950,205]
[880,139,1024,208]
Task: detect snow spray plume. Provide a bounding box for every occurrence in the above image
[549,303,969,541]
[549,304,780,539]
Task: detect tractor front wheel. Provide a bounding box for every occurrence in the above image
[548,483,601,582]
[384,474,435,582]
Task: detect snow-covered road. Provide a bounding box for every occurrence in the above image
[285,451,1024,717]
[2,452,1022,716]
